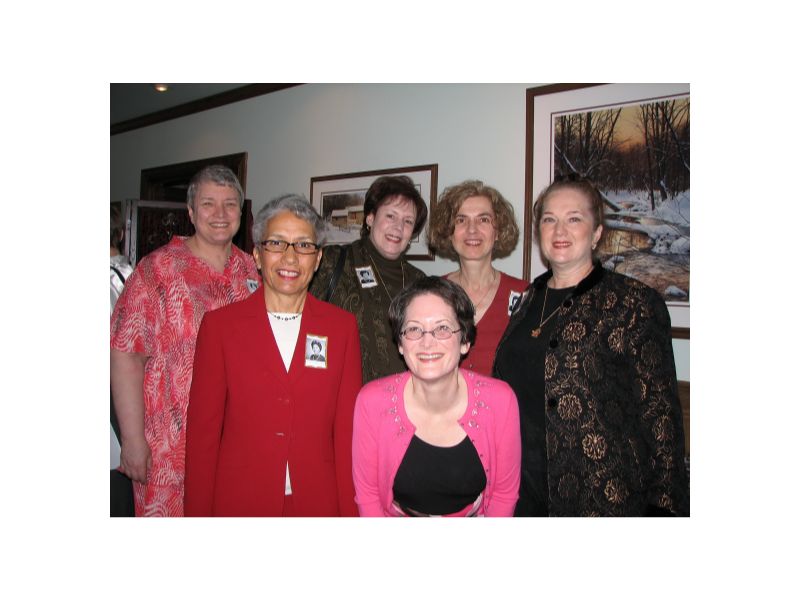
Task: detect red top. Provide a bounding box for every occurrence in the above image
[461,272,529,376]
[184,292,362,517]
[110,236,258,516]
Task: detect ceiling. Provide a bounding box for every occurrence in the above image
[110,83,300,134]
[111,83,248,125]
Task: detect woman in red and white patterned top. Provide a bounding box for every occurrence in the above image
[110,165,259,517]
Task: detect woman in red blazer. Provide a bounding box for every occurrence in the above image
[184,194,362,517]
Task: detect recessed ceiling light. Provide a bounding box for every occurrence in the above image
[154,84,169,92]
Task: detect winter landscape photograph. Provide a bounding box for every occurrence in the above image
[554,95,690,303]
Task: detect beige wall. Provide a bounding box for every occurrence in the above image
[110,83,689,379]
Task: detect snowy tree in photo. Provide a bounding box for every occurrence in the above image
[554,95,690,302]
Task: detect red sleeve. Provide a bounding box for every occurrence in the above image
[110,262,157,356]
[485,384,521,517]
[334,314,362,516]
[183,312,227,516]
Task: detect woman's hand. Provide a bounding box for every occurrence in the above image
[111,349,149,483]
[119,435,152,483]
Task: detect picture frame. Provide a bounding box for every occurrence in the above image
[310,164,438,261]
[523,83,690,333]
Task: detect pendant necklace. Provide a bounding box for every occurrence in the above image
[531,286,562,338]
[457,268,497,311]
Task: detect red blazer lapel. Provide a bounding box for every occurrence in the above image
[288,293,323,383]
[238,289,290,383]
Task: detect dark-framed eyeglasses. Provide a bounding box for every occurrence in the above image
[400,325,461,341]
[258,239,320,255]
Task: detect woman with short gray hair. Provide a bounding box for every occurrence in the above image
[185,194,362,517]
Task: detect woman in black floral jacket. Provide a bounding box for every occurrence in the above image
[494,176,688,516]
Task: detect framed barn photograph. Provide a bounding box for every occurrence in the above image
[310,164,438,260]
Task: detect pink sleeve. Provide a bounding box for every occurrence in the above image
[485,385,521,517]
[110,264,156,356]
[352,386,385,516]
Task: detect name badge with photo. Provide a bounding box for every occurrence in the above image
[305,334,329,369]
[246,278,260,293]
[508,291,525,316]
[355,266,377,288]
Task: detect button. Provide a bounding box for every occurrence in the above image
[547,397,557,408]
[563,299,573,308]
[549,338,558,348]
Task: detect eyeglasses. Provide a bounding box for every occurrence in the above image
[400,325,462,341]
[258,240,320,254]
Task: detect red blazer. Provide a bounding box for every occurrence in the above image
[184,290,362,516]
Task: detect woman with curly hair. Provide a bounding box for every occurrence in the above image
[428,180,528,375]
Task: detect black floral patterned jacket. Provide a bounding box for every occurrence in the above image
[497,264,689,516]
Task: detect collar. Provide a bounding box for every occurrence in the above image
[532,262,605,299]
[362,236,405,273]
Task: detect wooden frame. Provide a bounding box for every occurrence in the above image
[310,164,438,260]
[524,84,690,334]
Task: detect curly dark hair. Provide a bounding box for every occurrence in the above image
[427,180,519,261]
[532,175,605,249]
[388,276,476,346]
[361,175,428,239]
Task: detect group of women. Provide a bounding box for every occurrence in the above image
[112,165,688,518]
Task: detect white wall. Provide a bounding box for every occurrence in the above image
[110,83,689,380]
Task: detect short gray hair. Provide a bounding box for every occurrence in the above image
[186,165,244,209]
[252,194,327,245]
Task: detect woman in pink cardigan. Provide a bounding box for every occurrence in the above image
[352,277,521,516]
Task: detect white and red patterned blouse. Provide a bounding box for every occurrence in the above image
[110,236,258,515]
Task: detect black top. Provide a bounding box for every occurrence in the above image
[392,434,487,515]
[493,285,574,517]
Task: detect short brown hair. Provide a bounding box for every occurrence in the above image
[428,180,519,261]
[533,175,605,246]
[388,276,476,346]
[361,175,428,239]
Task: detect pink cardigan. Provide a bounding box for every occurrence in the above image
[352,369,521,516]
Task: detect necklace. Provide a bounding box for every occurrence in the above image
[269,312,301,321]
[456,268,497,310]
[367,252,405,301]
[530,285,562,338]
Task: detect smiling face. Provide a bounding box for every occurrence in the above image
[451,195,498,264]
[188,182,242,248]
[252,210,322,304]
[399,293,470,384]
[365,196,417,260]
[538,188,603,274]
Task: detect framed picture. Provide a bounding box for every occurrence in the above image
[524,83,690,334]
[310,164,438,261]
